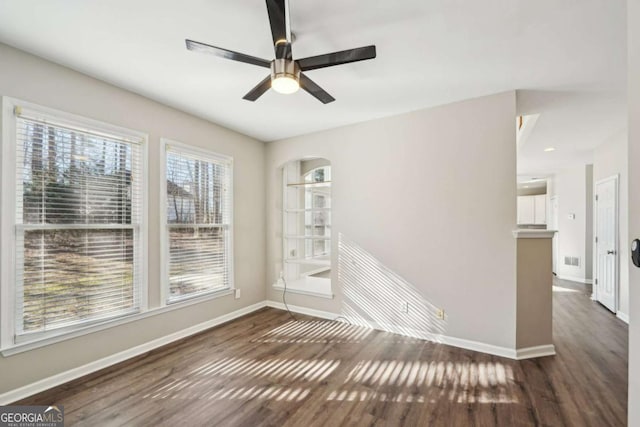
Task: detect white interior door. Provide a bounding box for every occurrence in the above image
[595,176,618,312]
[549,196,559,274]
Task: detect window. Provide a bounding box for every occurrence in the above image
[1,99,146,345]
[162,140,233,303]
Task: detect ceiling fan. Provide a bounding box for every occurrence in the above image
[185,0,376,104]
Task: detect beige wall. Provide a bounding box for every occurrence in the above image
[300,158,330,176]
[593,130,629,317]
[517,186,547,196]
[0,43,266,393]
[628,0,639,423]
[266,92,518,349]
[515,238,553,349]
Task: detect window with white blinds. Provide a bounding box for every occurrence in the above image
[163,141,233,303]
[8,104,145,340]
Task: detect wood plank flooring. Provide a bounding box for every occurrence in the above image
[16,278,628,426]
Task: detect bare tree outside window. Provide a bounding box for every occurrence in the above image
[16,117,142,335]
[165,148,231,302]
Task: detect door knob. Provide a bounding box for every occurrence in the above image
[607,250,616,255]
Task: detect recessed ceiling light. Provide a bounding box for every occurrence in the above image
[544,147,556,152]
[524,185,530,188]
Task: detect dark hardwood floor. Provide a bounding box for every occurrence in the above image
[17,278,628,426]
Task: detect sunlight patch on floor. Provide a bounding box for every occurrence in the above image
[142,357,340,400]
[252,319,373,344]
[552,285,581,293]
[329,360,518,404]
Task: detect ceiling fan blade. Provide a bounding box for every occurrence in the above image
[265,0,289,51]
[243,75,272,101]
[186,39,271,68]
[297,45,377,71]
[300,73,335,104]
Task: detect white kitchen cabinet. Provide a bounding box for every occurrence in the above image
[517,196,535,225]
[517,195,547,225]
[533,194,547,224]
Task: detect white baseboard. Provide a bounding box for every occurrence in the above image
[266,300,337,320]
[0,301,267,405]
[556,275,593,285]
[617,311,630,324]
[266,302,553,361]
[515,345,556,359]
[365,321,519,359]
[369,324,553,360]
[438,334,518,359]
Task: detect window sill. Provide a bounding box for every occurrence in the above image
[273,277,334,299]
[1,288,233,357]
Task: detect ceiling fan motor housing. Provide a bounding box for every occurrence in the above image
[271,58,300,84]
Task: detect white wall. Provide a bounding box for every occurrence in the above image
[585,165,594,281]
[266,92,518,349]
[628,0,640,423]
[593,130,629,317]
[551,165,594,283]
[0,43,266,394]
[546,177,556,202]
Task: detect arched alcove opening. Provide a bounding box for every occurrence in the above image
[278,158,332,297]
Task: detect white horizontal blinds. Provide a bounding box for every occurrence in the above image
[166,145,232,302]
[14,111,143,337]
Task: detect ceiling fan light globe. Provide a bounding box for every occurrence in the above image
[272,75,300,94]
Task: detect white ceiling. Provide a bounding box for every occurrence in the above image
[0,0,627,175]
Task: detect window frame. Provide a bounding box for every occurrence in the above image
[0,97,149,350]
[159,138,234,306]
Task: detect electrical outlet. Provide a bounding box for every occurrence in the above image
[276,270,285,286]
[400,302,409,313]
[234,289,241,299]
[436,308,445,320]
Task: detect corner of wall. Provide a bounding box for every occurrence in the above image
[585,164,594,280]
